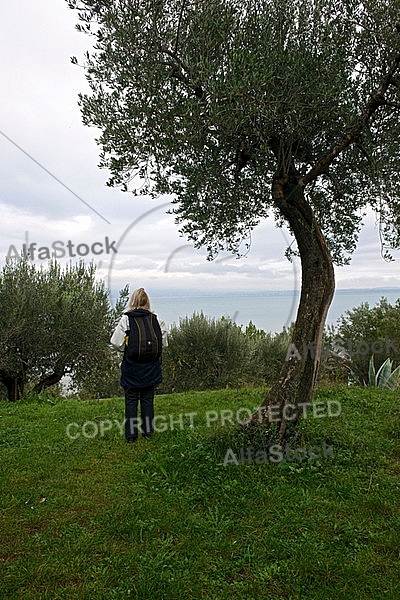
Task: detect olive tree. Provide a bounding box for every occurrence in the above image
[68,0,400,438]
[0,259,115,401]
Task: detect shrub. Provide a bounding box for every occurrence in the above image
[243,322,293,385]
[160,315,295,393]
[161,312,249,392]
[325,297,400,385]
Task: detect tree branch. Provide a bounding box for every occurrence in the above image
[302,49,400,186]
[383,101,400,109]
[33,362,65,393]
[159,46,204,98]
[174,0,187,56]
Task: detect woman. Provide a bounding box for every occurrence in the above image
[111,288,168,442]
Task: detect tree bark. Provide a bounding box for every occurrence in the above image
[33,362,65,393]
[0,371,23,402]
[247,172,335,440]
[0,361,65,399]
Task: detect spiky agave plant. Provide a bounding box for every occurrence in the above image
[368,355,400,390]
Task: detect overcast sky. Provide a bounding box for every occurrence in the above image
[1,0,399,303]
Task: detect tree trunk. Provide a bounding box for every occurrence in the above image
[0,362,65,399]
[33,362,65,393]
[0,371,23,402]
[247,173,335,440]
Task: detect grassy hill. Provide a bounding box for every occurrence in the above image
[1,386,399,599]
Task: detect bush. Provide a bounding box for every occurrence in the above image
[159,314,295,393]
[242,322,293,385]
[161,312,249,393]
[160,298,400,393]
[324,297,400,385]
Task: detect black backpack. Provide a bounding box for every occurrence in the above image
[124,310,163,363]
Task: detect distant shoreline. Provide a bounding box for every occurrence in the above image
[146,288,400,333]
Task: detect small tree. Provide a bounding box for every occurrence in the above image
[332,298,400,384]
[0,259,114,401]
[68,0,400,438]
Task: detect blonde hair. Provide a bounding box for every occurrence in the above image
[127,287,151,311]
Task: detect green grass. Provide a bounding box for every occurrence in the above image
[0,386,399,599]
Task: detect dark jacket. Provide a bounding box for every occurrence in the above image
[120,355,162,389]
[111,309,165,390]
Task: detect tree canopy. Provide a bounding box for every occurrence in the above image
[0,260,116,401]
[69,0,400,262]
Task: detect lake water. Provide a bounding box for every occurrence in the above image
[151,288,400,333]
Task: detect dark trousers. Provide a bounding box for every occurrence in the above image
[124,386,155,441]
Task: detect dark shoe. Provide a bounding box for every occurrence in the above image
[126,438,137,443]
